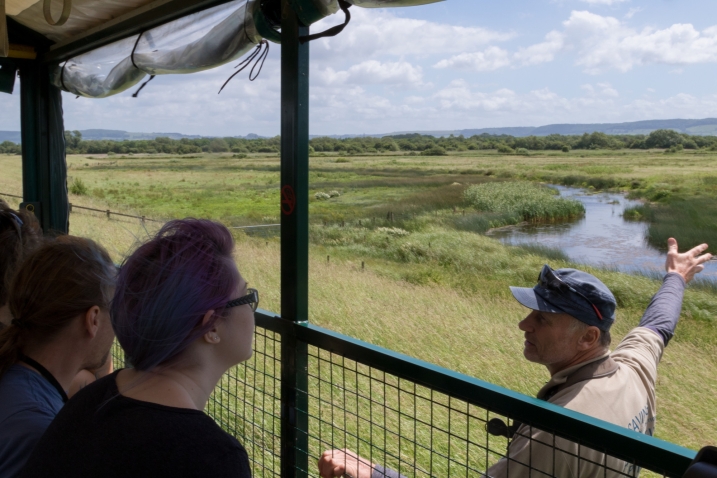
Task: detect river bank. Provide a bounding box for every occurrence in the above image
[488,186,717,285]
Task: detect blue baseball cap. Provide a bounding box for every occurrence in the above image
[510,266,617,331]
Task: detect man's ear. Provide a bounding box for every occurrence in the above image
[200,310,220,344]
[84,306,101,339]
[578,326,601,350]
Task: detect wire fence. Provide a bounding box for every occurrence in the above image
[0,191,280,231]
[110,312,694,478]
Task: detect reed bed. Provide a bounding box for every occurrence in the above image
[463,181,585,225]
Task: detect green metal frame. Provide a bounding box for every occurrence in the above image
[18,60,69,234]
[10,0,702,475]
[279,2,310,476]
[255,311,696,478]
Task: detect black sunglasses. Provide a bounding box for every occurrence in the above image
[226,288,259,312]
[537,265,603,321]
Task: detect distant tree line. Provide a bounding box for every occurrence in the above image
[2,129,716,156]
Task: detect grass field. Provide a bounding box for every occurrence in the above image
[2,148,717,457]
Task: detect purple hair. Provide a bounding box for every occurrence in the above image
[112,219,240,370]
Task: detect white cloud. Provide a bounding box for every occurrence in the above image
[433,47,512,71]
[569,11,717,72]
[579,0,629,5]
[310,8,514,62]
[429,81,717,128]
[514,31,565,66]
[316,60,426,87]
[515,11,717,74]
[624,7,642,19]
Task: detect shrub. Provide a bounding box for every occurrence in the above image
[314,192,330,200]
[335,158,350,163]
[328,190,341,198]
[69,178,89,195]
[421,146,447,156]
[515,148,530,156]
[665,144,684,154]
[562,145,571,153]
[232,153,248,159]
[496,144,514,154]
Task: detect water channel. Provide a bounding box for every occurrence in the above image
[487,185,717,282]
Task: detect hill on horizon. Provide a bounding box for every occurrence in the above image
[3,118,717,144]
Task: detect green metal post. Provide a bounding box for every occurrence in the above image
[280,1,310,476]
[19,61,69,234]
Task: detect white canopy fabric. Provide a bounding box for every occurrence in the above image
[50,0,259,97]
[2,0,442,98]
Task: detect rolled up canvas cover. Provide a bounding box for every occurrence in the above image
[49,0,258,97]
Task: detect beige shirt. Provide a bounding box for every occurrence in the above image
[487,327,664,478]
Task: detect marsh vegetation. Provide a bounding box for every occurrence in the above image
[1,144,716,452]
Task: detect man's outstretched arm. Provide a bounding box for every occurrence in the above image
[640,238,711,345]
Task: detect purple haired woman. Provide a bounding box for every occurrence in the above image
[21,219,255,478]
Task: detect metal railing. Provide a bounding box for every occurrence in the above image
[111,311,695,477]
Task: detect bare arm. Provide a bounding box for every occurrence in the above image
[317,450,406,478]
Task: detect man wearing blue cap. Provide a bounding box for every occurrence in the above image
[485,237,711,478]
[317,238,711,478]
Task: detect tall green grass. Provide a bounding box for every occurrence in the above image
[624,197,717,251]
[464,182,585,224]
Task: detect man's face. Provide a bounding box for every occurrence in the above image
[518,309,583,368]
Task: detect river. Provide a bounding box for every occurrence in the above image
[487,185,717,282]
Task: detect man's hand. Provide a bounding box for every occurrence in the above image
[318,449,375,478]
[665,238,712,283]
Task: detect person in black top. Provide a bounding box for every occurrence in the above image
[22,219,255,478]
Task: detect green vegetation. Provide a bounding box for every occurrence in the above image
[69,178,89,195]
[47,128,717,157]
[624,197,717,251]
[2,143,717,453]
[464,181,584,225]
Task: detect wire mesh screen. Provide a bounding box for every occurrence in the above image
[110,340,126,370]
[207,324,282,477]
[300,346,671,478]
[109,325,682,478]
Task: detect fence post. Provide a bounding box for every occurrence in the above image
[280,4,310,477]
[106,209,110,219]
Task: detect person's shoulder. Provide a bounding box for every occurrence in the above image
[63,370,120,407]
[192,413,247,449]
[0,365,64,418]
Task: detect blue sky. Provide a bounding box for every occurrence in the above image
[3,0,717,136]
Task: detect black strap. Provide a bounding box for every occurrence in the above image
[299,0,352,44]
[487,356,619,441]
[129,31,155,98]
[19,354,69,403]
[132,75,156,97]
[218,40,270,94]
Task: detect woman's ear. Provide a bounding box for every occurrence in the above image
[201,310,220,344]
[84,306,101,338]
